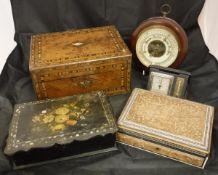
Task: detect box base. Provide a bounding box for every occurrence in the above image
[116,132,207,168]
[10,134,117,169]
[13,147,117,170]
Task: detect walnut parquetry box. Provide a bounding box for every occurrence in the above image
[29,26,132,100]
[117,88,214,168]
[4,91,118,169]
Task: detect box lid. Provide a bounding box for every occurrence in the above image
[4,91,117,155]
[29,25,131,71]
[118,88,214,154]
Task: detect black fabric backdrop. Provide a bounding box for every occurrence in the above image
[1,0,218,174]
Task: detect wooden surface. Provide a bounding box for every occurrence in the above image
[117,133,205,168]
[29,26,132,99]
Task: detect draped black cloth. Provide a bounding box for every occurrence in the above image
[1,0,218,174]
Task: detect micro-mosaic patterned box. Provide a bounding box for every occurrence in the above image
[117,88,214,168]
[4,91,118,169]
[29,25,132,100]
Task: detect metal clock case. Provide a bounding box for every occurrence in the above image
[147,65,191,98]
[131,6,188,71]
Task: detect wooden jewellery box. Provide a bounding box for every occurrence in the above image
[117,88,214,168]
[29,26,132,100]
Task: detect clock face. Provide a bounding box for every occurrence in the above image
[136,26,179,67]
[149,72,174,95]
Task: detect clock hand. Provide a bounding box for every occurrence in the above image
[158,84,162,89]
[158,79,162,89]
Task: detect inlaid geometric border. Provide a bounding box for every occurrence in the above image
[30,26,131,69]
[118,88,214,151]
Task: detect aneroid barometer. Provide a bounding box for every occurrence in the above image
[131,4,188,71]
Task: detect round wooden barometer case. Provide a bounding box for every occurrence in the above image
[131,8,188,70]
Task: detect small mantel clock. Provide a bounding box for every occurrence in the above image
[147,65,191,98]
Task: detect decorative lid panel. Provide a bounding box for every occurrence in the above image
[118,88,214,153]
[5,91,117,155]
[30,26,131,70]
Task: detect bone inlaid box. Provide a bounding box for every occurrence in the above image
[117,88,214,168]
[4,91,118,169]
[29,26,132,100]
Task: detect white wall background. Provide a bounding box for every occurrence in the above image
[198,0,218,60]
[0,0,217,75]
[0,0,16,74]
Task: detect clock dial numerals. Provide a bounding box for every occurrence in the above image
[136,26,179,67]
[150,72,174,95]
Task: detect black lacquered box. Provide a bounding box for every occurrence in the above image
[4,91,118,169]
